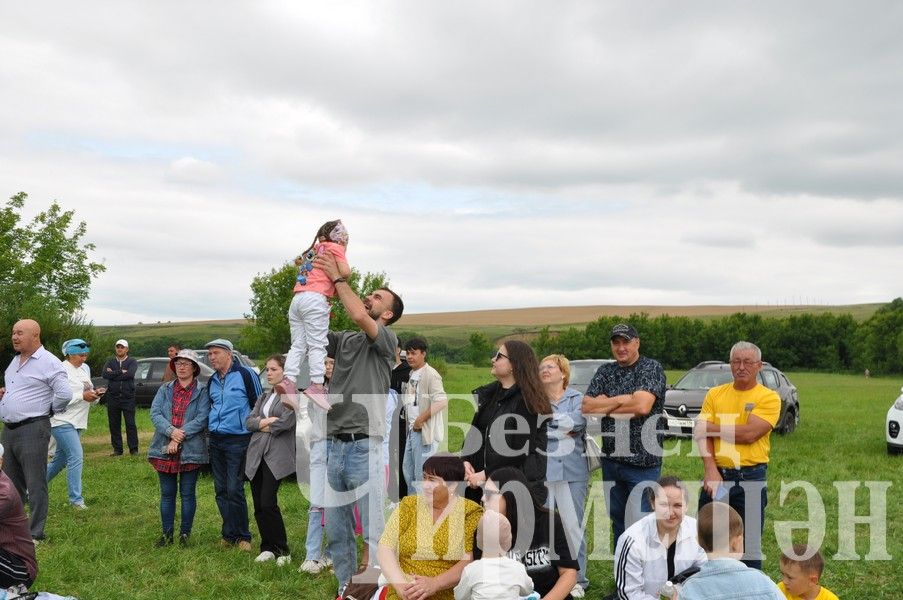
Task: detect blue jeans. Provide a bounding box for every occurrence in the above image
[547,479,590,588]
[158,469,200,536]
[304,439,330,562]
[325,437,384,592]
[47,424,84,506]
[698,464,768,570]
[601,458,660,546]
[209,432,252,542]
[401,430,438,489]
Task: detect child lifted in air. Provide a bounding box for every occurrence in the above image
[276,219,350,411]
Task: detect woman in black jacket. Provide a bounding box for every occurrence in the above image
[462,340,551,504]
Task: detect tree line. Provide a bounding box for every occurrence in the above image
[528,300,903,375]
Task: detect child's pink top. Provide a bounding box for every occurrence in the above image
[293,241,348,298]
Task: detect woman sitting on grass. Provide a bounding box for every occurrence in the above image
[377,454,483,600]
[480,467,578,600]
[148,349,211,547]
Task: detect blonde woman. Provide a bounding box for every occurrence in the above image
[540,354,590,597]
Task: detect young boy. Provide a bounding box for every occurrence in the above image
[778,544,839,600]
[454,510,534,600]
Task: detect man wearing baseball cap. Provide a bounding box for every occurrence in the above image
[102,339,139,456]
[204,338,261,551]
[582,323,667,546]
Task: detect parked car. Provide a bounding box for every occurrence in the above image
[663,361,800,438]
[93,357,215,408]
[568,358,616,395]
[191,349,260,374]
[886,386,903,455]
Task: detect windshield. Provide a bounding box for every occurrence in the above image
[674,369,734,390]
[570,362,604,385]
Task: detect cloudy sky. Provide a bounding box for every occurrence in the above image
[2,2,901,324]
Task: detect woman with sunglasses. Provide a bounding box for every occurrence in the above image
[540,354,590,598]
[148,349,211,547]
[47,339,104,509]
[480,467,578,600]
[462,341,551,504]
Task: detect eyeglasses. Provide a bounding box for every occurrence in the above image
[539,364,559,372]
[729,359,760,368]
[491,351,509,362]
[174,360,195,368]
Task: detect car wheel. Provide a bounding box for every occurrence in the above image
[888,444,903,456]
[778,407,798,435]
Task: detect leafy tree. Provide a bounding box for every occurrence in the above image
[466,332,493,367]
[856,298,903,375]
[242,262,389,357]
[0,192,106,368]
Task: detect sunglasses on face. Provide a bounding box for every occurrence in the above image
[491,351,509,361]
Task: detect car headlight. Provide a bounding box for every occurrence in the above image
[895,397,903,410]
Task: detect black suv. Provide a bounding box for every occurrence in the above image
[663,361,800,437]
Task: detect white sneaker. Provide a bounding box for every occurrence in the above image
[570,584,586,598]
[276,554,291,566]
[320,556,333,569]
[255,551,276,562]
[298,559,322,574]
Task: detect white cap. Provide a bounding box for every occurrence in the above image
[115,339,129,348]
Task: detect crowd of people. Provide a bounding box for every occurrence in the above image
[0,222,839,600]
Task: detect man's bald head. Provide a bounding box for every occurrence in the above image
[11,319,42,355]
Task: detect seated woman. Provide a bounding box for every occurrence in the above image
[0,443,37,591]
[481,467,578,600]
[612,475,707,599]
[378,454,483,600]
[148,349,211,546]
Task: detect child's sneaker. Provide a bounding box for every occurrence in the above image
[304,382,332,411]
[298,559,322,574]
[275,377,300,411]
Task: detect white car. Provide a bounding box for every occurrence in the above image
[886,386,903,455]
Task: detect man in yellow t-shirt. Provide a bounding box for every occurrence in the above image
[694,341,780,571]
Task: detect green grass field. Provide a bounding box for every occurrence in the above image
[31,367,902,598]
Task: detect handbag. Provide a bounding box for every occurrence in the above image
[341,567,384,600]
[584,433,604,473]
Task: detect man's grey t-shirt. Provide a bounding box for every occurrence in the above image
[326,324,397,437]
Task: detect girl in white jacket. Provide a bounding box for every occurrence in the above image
[613,476,708,599]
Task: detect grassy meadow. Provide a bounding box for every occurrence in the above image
[31,366,902,598]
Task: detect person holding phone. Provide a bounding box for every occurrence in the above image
[47,339,103,510]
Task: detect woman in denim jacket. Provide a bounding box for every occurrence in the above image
[147,349,211,547]
[541,354,590,598]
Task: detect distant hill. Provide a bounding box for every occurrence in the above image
[94,303,884,355]
[395,303,883,327]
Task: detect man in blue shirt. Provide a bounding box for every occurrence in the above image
[205,338,261,551]
[0,319,70,541]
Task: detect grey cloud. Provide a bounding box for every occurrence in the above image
[5,2,903,197]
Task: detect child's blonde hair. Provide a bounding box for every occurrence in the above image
[780,544,825,578]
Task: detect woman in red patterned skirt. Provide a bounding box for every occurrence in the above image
[147,349,212,547]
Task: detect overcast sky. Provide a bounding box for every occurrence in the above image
[2,2,901,324]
